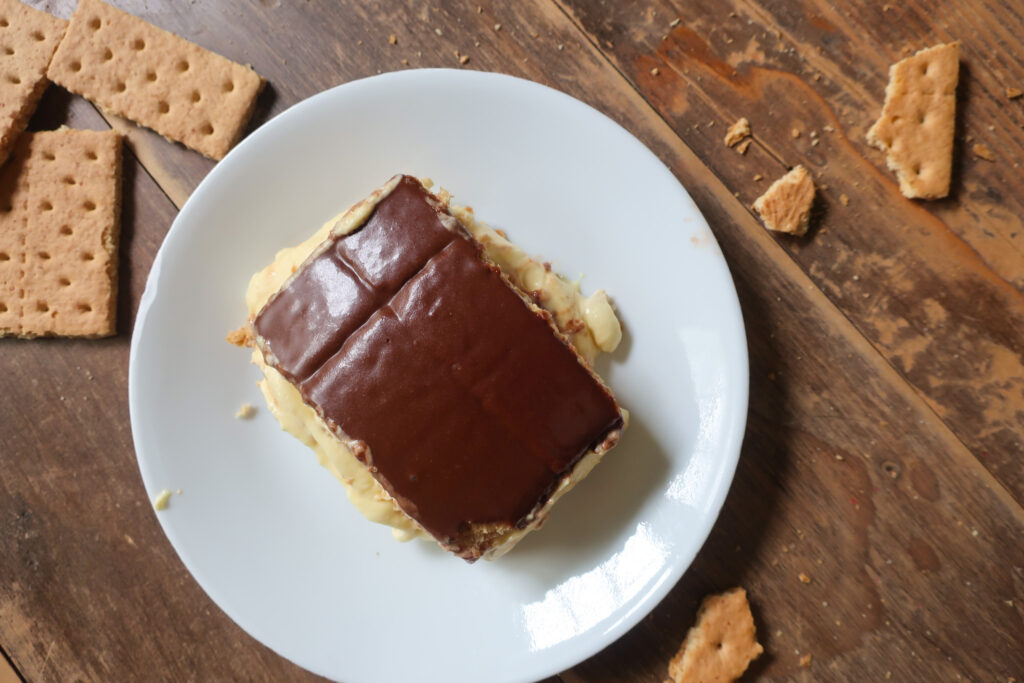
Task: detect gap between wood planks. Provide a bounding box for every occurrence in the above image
[82,102,184,213]
[547,0,1024,517]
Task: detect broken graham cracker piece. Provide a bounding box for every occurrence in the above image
[723,117,750,148]
[866,43,959,199]
[972,143,995,161]
[0,129,122,337]
[225,324,253,347]
[752,165,815,236]
[47,0,264,160]
[666,588,764,683]
[0,0,67,168]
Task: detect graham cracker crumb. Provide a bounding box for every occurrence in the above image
[753,173,763,181]
[791,128,801,139]
[798,572,812,584]
[388,34,397,45]
[235,403,256,419]
[840,193,850,206]
[866,43,959,198]
[752,165,815,236]
[651,66,660,76]
[724,117,750,147]
[1006,87,1022,100]
[799,653,813,667]
[735,138,751,154]
[666,587,764,683]
[972,143,995,161]
[226,325,253,347]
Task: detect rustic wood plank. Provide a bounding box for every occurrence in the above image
[555,0,1024,504]
[1,1,1022,682]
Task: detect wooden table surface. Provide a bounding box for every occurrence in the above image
[2,1,1022,681]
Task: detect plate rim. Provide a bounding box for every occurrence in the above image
[128,67,749,683]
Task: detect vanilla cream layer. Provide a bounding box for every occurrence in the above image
[246,179,622,547]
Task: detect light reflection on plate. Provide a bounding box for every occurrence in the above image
[521,523,669,652]
[129,69,747,683]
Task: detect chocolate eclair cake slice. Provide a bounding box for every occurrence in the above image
[251,175,625,561]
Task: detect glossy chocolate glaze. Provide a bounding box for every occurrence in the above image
[254,176,622,545]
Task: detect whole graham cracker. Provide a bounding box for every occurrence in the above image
[666,587,764,683]
[47,0,264,160]
[866,43,959,199]
[752,165,815,236]
[0,0,67,167]
[0,129,122,338]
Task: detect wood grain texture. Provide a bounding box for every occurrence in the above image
[1,1,1022,682]
[556,0,1024,505]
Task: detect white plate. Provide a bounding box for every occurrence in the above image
[129,69,748,683]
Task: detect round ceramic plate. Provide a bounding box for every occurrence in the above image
[129,69,748,683]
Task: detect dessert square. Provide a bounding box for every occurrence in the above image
[249,175,625,560]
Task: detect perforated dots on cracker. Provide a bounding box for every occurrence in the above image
[47,0,264,160]
[666,587,764,683]
[0,0,67,167]
[867,43,959,199]
[0,129,122,338]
